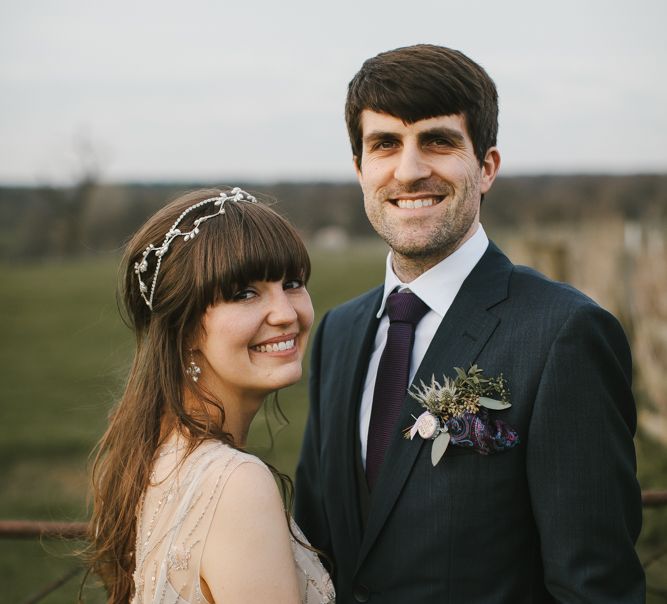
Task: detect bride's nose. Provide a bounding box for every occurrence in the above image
[266,290,298,326]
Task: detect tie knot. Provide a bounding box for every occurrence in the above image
[386,291,430,325]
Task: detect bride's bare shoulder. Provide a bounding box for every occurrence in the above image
[221,456,279,505]
[201,456,300,603]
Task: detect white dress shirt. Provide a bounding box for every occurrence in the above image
[359,224,489,467]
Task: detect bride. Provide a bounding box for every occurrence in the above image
[85,188,335,603]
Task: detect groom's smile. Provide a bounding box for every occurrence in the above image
[390,195,444,209]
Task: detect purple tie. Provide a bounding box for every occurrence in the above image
[366,291,430,490]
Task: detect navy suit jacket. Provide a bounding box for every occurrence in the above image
[294,242,645,603]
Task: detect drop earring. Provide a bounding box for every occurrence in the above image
[186,350,201,382]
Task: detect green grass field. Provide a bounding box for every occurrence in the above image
[1,245,666,602]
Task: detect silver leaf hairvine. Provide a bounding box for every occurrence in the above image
[134,187,258,311]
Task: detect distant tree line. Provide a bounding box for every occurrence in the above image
[0,174,665,261]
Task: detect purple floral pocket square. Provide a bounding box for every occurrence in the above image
[446,408,520,455]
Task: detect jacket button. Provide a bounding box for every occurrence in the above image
[353,583,370,602]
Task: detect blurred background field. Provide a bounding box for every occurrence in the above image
[1,178,666,602]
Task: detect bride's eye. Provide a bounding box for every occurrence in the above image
[283,279,304,290]
[232,288,257,301]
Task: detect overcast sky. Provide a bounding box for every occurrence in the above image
[1,0,666,185]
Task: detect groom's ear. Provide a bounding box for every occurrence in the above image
[353,156,362,181]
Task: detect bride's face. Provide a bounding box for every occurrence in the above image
[195,278,314,403]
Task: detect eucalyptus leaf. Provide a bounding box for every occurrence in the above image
[431,431,451,466]
[479,396,511,410]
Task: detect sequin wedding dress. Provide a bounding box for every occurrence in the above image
[131,436,335,603]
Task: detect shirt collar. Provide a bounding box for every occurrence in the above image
[376,224,489,319]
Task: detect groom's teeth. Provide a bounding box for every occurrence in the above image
[253,339,295,353]
[396,198,438,209]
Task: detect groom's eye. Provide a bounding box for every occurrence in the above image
[372,139,399,151]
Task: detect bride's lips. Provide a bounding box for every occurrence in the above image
[250,333,298,354]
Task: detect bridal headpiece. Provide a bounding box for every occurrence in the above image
[134,187,258,310]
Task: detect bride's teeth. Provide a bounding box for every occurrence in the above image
[253,338,296,352]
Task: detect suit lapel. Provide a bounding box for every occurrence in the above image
[330,286,383,553]
[356,243,513,569]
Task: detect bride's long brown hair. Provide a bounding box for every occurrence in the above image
[84,189,311,602]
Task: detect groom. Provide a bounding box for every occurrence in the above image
[295,45,644,602]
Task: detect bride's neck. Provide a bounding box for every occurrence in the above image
[164,388,263,448]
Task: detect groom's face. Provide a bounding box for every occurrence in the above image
[355,110,499,262]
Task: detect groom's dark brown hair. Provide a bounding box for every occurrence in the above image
[345,44,499,168]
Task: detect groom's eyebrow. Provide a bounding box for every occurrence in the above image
[418,127,467,148]
[363,130,400,148]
